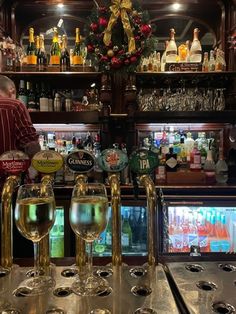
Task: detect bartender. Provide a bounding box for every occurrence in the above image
[0,74,40,257]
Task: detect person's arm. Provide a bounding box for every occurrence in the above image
[14,100,41,158]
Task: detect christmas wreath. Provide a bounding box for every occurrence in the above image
[85,0,155,72]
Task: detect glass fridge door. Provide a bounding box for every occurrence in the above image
[93,205,148,257]
[162,203,236,254]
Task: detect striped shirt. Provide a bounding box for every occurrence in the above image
[0,97,38,155]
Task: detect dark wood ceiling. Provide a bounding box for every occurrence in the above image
[0,0,235,50]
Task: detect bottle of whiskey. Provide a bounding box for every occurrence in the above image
[26,27,37,65]
[166,29,177,63]
[208,50,215,71]
[50,27,61,65]
[72,28,83,66]
[190,28,202,63]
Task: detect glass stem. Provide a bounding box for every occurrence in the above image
[33,242,39,277]
[88,242,93,276]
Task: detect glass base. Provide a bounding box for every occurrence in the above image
[71,275,109,296]
[18,275,55,296]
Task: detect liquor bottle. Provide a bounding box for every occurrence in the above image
[47,88,53,111]
[190,142,201,171]
[121,143,129,185]
[26,27,37,65]
[50,27,61,65]
[161,41,169,71]
[188,213,199,249]
[122,210,132,252]
[155,147,166,184]
[35,35,40,57]
[93,133,103,183]
[172,215,183,252]
[37,34,47,70]
[60,34,70,71]
[215,148,228,184]
[105,215,112,251]
[166,29,177,63]
[50,209,64,257]
[215,48,226,71]
[203,149,216,184]
[39,82,49,111]
[17,80,27,106]
[72,28,83,65]
[185,132,195,162]
[185,40,190,62]
[197,213,209,252]
[202,52,209,72]
[27,82,37,111]
[138,208,147,250]
[208,50,215,71]
[165,146,178,172]
[190,28,202,63]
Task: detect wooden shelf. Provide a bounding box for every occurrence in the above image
[30,111,100,124]
[133,111,236,123]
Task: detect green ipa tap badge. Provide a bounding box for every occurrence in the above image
[32,151,63,173]
[129,149,159,175]
[66,150,95,173]
[97,148,128,172]
[0,150,30,175]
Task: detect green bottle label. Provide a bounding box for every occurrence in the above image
[129,149,159,174]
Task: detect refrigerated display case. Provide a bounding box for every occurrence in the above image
[158,187,236,258]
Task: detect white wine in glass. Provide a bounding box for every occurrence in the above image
[69,183,109,296]
[14,183,56,295]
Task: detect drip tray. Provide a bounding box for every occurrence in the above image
[0,265,179,314]
[166,261,236,314]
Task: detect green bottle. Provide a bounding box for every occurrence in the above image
[122,210,132,252]
[26,27,37,65]
[50,27,61,65]
[60,34,70,71]
[72,28,83,65]
[105,214,112,252]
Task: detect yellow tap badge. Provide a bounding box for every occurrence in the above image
[32,151,63,174]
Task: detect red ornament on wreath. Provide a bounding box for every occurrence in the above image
[140,24,152,37]
[111,57,122,69]
[87,44,95,53]
[99,17,108,27]
[90,22,99,32]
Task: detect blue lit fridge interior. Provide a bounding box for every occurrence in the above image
[165,206,236,253]
[49,207,65,258]
[93,205,148,256]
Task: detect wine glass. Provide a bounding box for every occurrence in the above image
[14,183,56,295]
[69,183,109,296]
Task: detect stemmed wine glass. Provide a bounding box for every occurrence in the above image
[69,183,109,296]
[14,183,56,295]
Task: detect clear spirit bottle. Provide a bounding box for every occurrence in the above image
[190,28,202,63]
[166,29,177,63]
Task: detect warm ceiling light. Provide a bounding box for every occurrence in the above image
[57,3,64,8]
[172,2,181,10]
